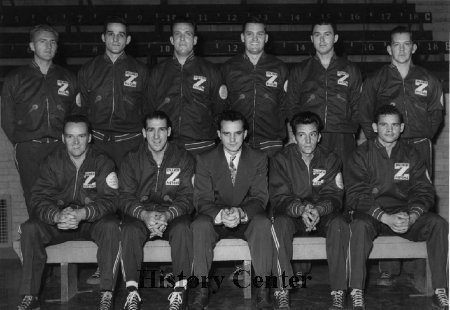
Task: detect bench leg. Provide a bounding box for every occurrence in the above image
[60,263,78,302]
[243,260,251,299]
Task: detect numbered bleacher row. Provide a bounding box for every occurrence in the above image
[0,3,448,92]
[0,3,433,27]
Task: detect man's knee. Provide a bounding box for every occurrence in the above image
[169,217,192,237]
[248,213,271,230]
[420,213,449,233]
[327,214,349,234]
[273,214,295,235]
[121,220,145,240]
[20,219,44,237]
[350,217,375,236]
[191,214,214,234]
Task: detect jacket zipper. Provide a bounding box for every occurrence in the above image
[402,79,408,128]
[46,98,50,131]
[155,164,160,192]
[71,160,80,200]
[252,64,257,146]
[109,62,115,130]
[324,67,328,129]
[179,64,183,136]
[44,74,51,132]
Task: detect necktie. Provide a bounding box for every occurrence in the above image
[229,155,237,185]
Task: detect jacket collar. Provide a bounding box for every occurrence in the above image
[103,52,127,64]
[172,52,195,65]
[30,60,55,73]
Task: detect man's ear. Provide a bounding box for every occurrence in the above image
[372,123,378,133]
[387,45,392,56]
[88,134,92,144]
[333,34,339,43]
[126,35,131,46]
[168,127,172,137]
[400,123,405,133]
[101,33,106,43]
[217,130,221,140]
[243,130,248,140]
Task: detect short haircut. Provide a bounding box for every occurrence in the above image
[103,16,128,35]
[142,111,172,129]
[390,25,413,42]
[290,111,323,133]
[171,16,197,35]
[373,104,404,124]
[30,24,59,42]
[311,17,338,35]
[242,16,267,33]
[217,110,248,131]
[63,115,91,133]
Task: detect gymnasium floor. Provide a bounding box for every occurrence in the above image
[1,249,435,310]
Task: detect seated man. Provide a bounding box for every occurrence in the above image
[17,115,120,310]
[345,104,448,310]
[119,111,195,310]
[270,111,348,310]
[191,110,273,310]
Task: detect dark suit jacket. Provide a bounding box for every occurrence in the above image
[194,143,269,221]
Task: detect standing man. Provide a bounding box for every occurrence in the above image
[286,18,362,166]
[359,26,443,177]
[359,26,444,286]
[270,111,348,310]
[191,111,273,310]
[286,16,362,281]
[78,16,151,285]
[16,115,120,310]
[148,17,226,155]
[345,105,448,310]
[119,111,195,310]
[1,24,78,215]
[78,16,151,167]
[221,17,289,157]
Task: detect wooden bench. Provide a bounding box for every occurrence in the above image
[13,238,253,302]
[13,236,430,303]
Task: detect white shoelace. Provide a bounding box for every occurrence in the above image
[18,296,34,310]
[274,289,289,307]
[124,291,141,310]
[436,288,449,306]
[100,291,113,310]
[331,290,344,307]
[351,289,364,307]
[168,291,183,309]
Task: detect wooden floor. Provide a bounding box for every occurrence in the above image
[1,251,436,310]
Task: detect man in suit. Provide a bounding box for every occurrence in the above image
[190,110,273,310]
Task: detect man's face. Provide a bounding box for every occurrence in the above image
[29,30,57,62]
[387,32,417,65]
[218,120,247,155]
[170,23,197,58]
[294,123,321,156]
[143,118,171,154]
[63,122,91,159]
[241,22,268,55]
[372,114,404,146]
[311,24,338,56]
[102,22,130,56]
